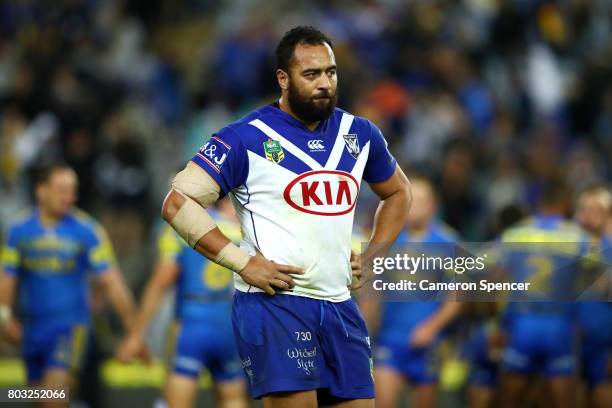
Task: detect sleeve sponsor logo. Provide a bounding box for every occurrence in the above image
[197,136,230,172]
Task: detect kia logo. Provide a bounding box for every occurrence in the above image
[283,170,360,216]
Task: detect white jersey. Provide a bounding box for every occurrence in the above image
[192,104,396,301]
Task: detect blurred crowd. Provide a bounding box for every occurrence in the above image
[0,0,611,343]
[0,1,611,406]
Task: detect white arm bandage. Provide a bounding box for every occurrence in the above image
[170,161,220,247]
[216,242,251,273]
[169,162,251,272]
[169,196,217,248]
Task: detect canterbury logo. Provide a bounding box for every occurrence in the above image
[307,140,325,151]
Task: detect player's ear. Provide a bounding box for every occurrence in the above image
[276,69,289,90]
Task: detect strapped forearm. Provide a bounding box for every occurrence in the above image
[167,161,250,272]
[169,193,218,247]
[169,161,220,247]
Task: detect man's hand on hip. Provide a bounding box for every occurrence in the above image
[239,254,304,295]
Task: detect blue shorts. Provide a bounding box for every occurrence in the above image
[502,315,575,377]
[172,319,242,381]
[581,335,611,388]
[374,339,439,385]
[467,326,498,388]
[22,322,88,384]
[231,291,374,400]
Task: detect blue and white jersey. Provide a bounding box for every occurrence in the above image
[191,103,397,301]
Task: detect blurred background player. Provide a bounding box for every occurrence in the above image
[574,185,612,408]
[497,180,590,408]
[117,198,247,408]
[0,164,140,406]
[464,204,526,408]
[463,303,502,408]
[363,175,461,408]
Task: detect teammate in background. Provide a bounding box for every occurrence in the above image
[464,303,502,408]
[0,164,140,406]
[161,26,412,407]
[117,198,248,408]
[574,185,612,408]
[498,181,590,408]
[363,176,462,408]
[466,204,526,408]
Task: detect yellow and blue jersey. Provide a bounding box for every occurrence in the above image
[1,209,115,326]
[499,214,590,377]
[499,214,590,318]
[157,212,241,324]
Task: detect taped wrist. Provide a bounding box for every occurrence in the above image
[216,242,251,273]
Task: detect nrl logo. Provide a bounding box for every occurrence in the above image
[342,134,360,159]
[263,138,285,163]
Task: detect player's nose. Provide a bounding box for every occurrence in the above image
[317,74,332,91]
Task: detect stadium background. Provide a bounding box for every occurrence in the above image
[0,0,610,406]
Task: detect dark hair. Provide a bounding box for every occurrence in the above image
[33,163,73,186]
[276,26,333,72]
[497,204,527,231]
[538,178,568,208]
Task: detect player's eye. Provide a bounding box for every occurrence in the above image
[327,69,337,77]
[304,71,317,79]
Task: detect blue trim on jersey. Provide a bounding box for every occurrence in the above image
[252,145,312,175]
[362,120,397,183]
[244,183,251,206]
[242,183,261,250]
[260,104,339,168]
[249,210,260,250]
[191,105,397,195]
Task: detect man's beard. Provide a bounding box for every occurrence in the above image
[287,80,337,123]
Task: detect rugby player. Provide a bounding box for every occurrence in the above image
[498,181,590,408]
[574,185,612,408]
[161,26,412,407]
[363,176,461,408]
[0,164,140,406]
